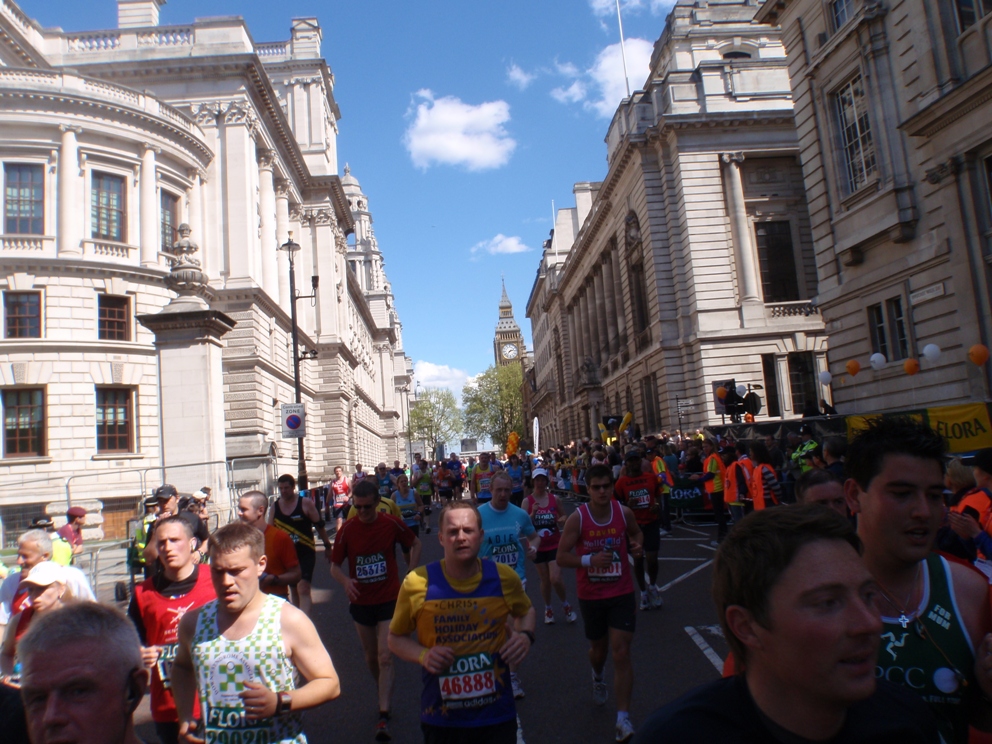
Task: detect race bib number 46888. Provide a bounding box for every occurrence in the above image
[439,653,496,702]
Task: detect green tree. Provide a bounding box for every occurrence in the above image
[462,364,524,452]
[408,387,462,460]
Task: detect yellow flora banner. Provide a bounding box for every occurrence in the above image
[925,404,992,453]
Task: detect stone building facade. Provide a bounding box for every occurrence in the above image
[756,0,992,410]
[0,0,412,540]
[526,0,828,444]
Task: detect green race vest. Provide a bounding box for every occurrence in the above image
[876,553,976,744]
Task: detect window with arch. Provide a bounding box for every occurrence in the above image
[722,51,752,60]
[624,212,650,336]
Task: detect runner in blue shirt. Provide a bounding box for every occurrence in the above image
[478,470,540,702]
[506,454,526,508]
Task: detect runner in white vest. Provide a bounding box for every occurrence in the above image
[171,521,340,743]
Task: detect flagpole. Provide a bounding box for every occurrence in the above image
[616,0,631,98]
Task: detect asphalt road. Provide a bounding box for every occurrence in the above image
[136,502,728,743]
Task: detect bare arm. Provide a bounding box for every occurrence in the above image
[623,505,644,558]
[281,603,341,709]
[407,536,422,569]
[173,610,204,743]
[330,560,359,603]
[302,499,333,550]
[555,512,583,569]
[388,631,455,675]
[0,618,16,675]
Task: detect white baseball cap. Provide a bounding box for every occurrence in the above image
[23,561,65,587]
[532,468,549,479]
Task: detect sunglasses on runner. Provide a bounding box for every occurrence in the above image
[354,503,376,511]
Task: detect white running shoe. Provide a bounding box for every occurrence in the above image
[563,604,578,623]
[592,672,608,706]
[615,717,635,743]
[511,672,525,700]
[544,608,555,624]
[639,592,650,611]
[648,585,664,609]
[516,715,526,744]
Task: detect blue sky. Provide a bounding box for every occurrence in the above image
[26,0,676,401]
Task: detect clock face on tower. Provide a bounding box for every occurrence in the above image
[501,343,519,360]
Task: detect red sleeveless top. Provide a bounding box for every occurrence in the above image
[575,502,634,601]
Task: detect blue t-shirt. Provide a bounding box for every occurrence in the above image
[478,502,536,582]
[506,465,524,492]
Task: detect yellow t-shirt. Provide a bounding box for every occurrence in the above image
[390,560,532,639]
[346,496,402,521]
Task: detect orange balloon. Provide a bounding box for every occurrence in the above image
[903,359,920,376]
[970,344,990,366]
[846,360,861,377]
[716,386,728,400]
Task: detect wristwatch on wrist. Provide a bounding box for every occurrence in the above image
[521,630,536,646]
[275,691,292,716]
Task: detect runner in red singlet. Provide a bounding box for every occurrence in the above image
[524,467,576,624]
[329,466,352,534]
[557,464,642,743]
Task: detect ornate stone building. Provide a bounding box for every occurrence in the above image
[526,0,828,443]
[0,0,412,539]
[756,0,992,410]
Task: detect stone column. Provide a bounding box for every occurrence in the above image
[594,269,610,362]
[602,254,620,355]
[140,144,159,266]
[186,170,204,270]
[57,125,83,256]
[611,248,627,342]
[258,150,279,300]
[567,305,580,391]
[586,282,602,367]
[775,353,793,418]
[275,182,291,311]
[722,153,761,303]
[578,292,590,370]
[137,230,233,505]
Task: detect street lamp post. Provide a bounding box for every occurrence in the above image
[278,232,317,490]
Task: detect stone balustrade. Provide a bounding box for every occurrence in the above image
[0,236,55,255]
[82,239,136,263]
[767,301,820,318]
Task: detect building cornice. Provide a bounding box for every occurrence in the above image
[900,64,992,138]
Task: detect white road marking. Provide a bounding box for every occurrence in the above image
[658,559,713,591]
[675,525,708,537]
[685,626,724,673]
[696,543,717,551]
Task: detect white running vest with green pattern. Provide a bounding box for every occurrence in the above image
[192,593,306,743]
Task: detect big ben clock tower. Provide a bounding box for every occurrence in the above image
[494,279,525,368]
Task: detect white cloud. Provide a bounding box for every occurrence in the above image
[506,63,536,90]
[555,60,581,77]
[470,234,532,258]
[403,89,516,171]
[589,0,646,16]
[414,361,471,406]
[586,38,654,117]
[550,38,653,118]
[550,80,587,104]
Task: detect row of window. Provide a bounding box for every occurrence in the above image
[3,163,180,247]
[3,386,133,458]
[2,291,130,341]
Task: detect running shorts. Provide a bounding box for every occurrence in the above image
[640,519,662,553]
[578,592,636,640]
[534,549,558,564]
[349,600,397,627]
[296,545,316,582]
[421,719,516,744]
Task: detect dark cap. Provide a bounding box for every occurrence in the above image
[143,496,159,508]
[30,517,54,529]
[972,448,992,475]
[66,506,87,519]
[154,484,178,500]
[624,450,642,461]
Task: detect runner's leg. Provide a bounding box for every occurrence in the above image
[536,561,552,607]
[549,560,568,603]
[610,627,634,713]
[354,620,381,684]
[375,619,395,715]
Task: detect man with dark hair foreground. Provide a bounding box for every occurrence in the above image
[845,417,992,743]
[171,521,340,743]
[18,602,149,744]
[634,506,938,743]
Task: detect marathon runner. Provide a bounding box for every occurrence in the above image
[523,467,576,624]
[331,480,421,742]
[128,516,216,744]
[269,473,334,616]
[557,463,643,743]
[470,451,499,506]
[478,471,540,700]
[447,453,464,501]
[238,492,301,598]
[846,417,992,743]
[171,522,340,744]
[352,463,368,489]
[505,454,526,508]
[412,467,435,534]
[393,474,426,538]
[434,461,456,506]
[615,450,664,611]
[389,460,406,483]
[375,464,396,500]
[328,466,352,534]
[388,501,535,744]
